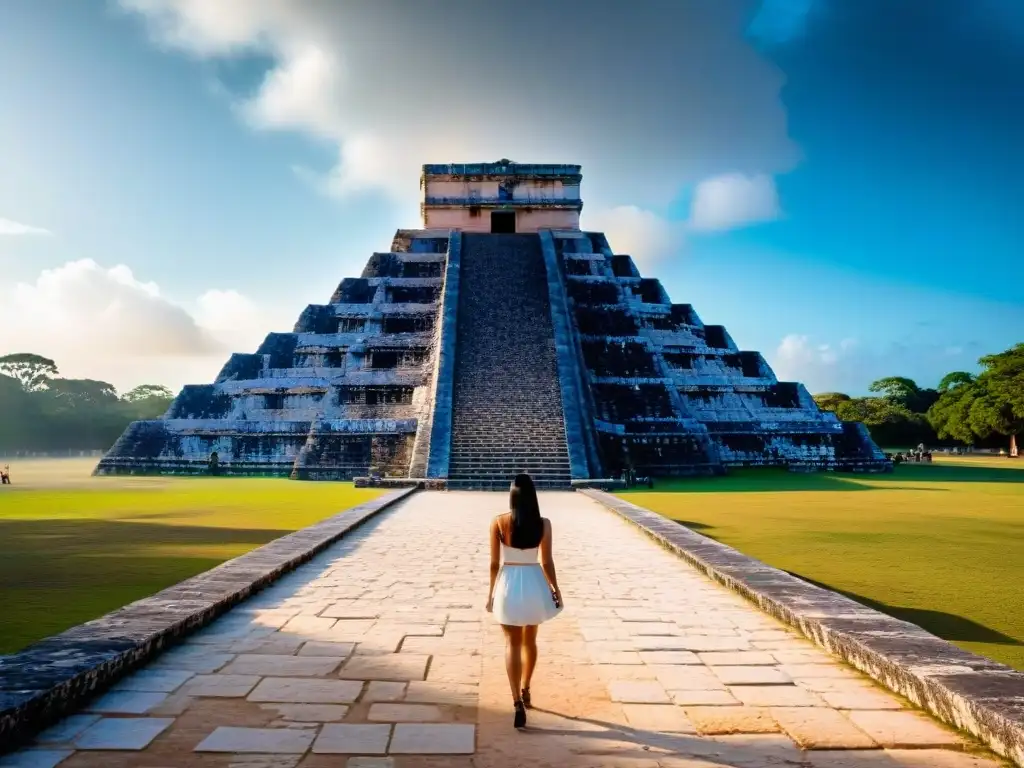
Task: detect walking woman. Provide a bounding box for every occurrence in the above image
[485,473,563,729]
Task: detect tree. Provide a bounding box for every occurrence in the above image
[938,371,974,393]
[0,353,59,392]
[928,344,1024,455]
[813,392,851,413]
[122,384,173,403]
[868,376,939,414]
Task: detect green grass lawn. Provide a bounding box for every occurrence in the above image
[0,458,384,654]
[618,456,1024,670]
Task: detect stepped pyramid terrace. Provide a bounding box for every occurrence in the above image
[96,160,891,487]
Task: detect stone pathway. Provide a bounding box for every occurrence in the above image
[2,492,1005,768]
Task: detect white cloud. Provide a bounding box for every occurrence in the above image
[0,217,52,236]
[0,260,284,393]
[768,333,983,395]
[117,1,800,213]
[583,206,684,270]
[688,173,781,232]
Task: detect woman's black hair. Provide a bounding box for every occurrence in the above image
[508,473,543,549]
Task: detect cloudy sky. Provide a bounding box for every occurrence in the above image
[1,0,1021,395]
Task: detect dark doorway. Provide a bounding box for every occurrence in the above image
[490,211,516,233]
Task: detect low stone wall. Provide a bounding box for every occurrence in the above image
[0,488,417,754]
[353,477,447,490]
[582,489,1024,767]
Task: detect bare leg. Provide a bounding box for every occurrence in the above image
[501,625,524,702]
[521,624,538,697]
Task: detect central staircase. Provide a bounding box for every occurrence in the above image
[446,233,573,490]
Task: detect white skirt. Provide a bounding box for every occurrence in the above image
[492,564,562,627]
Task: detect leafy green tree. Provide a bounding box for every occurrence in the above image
[0,353,59,392]
[928,344,1024,455]
[122,384,173,403]
[868,376,938,414]
[813,392,851,413]
[937,371,974,392]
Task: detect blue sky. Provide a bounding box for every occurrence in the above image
[0,0,1020,394]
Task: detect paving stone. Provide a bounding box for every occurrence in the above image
[311,724,391,754]
[607,680,671,704]
[0,750,74,768]
[248,677,364,704]
[221,654,344,677]
[195,726,316,753]
[652,665,724,690]
[74,717,174,750]
[151,650,235,673]
[364,681,407,702]
[84,690,167,715]
[35,714,101,744]
[299,641,356,657]
[636,651,700,665]
[783,663,863,680]
[819,687,904,710]
[404,681,477,706]
[620,704,697,732]
[340,654,430,681]
[388,724,475,754]
[368,703,445,722]
[345,759,395,768]
[845,711,964,748]
[771,707,877,749]
[731,684,826,707]
[711,665,793,686]
[111,668,195,693]
[668,689,741,706]
[183,674,261,698]
[683,706,780,735]
[699,651,777,666]
[884,750,1006,767]
[260,703,350,721]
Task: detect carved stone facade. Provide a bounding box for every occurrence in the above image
[97,161,889,483]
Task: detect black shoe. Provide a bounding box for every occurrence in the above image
[514,699,527,729]
[521,688,532,709]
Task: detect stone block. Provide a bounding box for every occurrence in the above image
[183,674,261,698]
[312,724,391,754]
[845,711,963,748]
[607,681,671,704]
[683,706,779,735]
[770,707,877,749]
[388,723,475,754]
[85,690,168,715]
[340,654,429,681]
[711,666,793,686]
[195,725,316,753]
[74,717,174,750]
[248,678,364,704]
[222,654,344,677]
[368,703,445,722]
[730,685,825,708]
[621,704,697,732]
[0,749,73,767]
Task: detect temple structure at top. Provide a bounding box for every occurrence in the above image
[420,161,583,233]
[96,160,890,487]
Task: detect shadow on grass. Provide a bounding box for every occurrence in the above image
[0,518,294,654]
[788,571,1023,648]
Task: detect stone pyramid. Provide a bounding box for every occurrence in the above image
[97,161,890,487]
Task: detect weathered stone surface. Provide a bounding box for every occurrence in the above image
[388,724,475,754]
[0,488,413,753]
[311,724,390,755]
[195,726,316,753]
[584,489,1024,766]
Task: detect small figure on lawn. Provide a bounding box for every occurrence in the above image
[0,465,10,485]
[208,451,220,477]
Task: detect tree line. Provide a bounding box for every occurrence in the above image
[813,342,1023,454]
[0,353,174,454]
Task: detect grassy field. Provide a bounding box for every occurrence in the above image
[619,456,1024,670]
[0,458,384,654]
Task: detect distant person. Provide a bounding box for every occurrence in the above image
[486,473,563,729]
[0,465,10,485]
